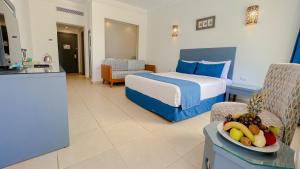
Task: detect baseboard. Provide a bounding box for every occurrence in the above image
[91,80,101,84]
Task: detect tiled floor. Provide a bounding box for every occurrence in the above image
[5,75,300,169]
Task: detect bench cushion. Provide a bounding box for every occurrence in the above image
[112,70,152,79]
[128,60,145,71]
[103,58,128,71]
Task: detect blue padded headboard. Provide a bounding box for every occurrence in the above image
[180,47,236,80]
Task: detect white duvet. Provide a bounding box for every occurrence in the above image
[125,72,228,107]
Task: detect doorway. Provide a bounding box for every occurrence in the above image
[57,23,85,74]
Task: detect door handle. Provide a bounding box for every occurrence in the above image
[74,54,77,59]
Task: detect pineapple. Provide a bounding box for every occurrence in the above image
[247,92,265,115]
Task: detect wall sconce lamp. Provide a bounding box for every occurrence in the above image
[172,25,179,37]
[246,5,259,25]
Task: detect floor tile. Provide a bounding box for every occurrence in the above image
[68,103,89,117]
[182,144,205,168]
[165,158,196,169]
[117,134,180,169]
[82,96,110,111]
[4,152,58,169]
[67,93,83,106]
[120,103,172,132]
[173,113,210,134]
[66,149,128,169]
[151,126,205,156]
[68,106,99,139]
[58,129,113,169]
[103,120,150,147]
[90,103,130,128]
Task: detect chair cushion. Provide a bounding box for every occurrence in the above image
[258,110,284,141]
[128,60,145,71]
[103,58,128,71]
[112,70,151,79]
[258,110,283,132]
[211,102,249,122]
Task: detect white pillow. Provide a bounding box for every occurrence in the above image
[202,60,232,79]
[181,60,199,63]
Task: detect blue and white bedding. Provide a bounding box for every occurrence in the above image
[135,73,201,110]
[125,72,228,108]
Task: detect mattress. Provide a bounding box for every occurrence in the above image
[125,72,227,107]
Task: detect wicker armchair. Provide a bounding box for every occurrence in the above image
[211,64,300,145]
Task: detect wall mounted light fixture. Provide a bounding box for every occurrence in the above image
[172,25,179,37]
[246,5,259,25]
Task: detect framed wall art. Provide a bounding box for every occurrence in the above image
[196,16,216,30]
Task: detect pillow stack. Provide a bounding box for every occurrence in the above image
[202,60,232,79]
[194,63,225,78]
[176,60,231,79]
[176,60,198,74]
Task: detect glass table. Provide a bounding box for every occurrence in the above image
[203,122,295,169]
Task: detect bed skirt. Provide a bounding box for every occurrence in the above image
[125,87,225,122]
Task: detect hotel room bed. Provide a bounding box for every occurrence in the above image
[125,47,236,122]
[126,72,228,107]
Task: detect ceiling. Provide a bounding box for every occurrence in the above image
[114,0,182,9]
[67,0,87,3]
[66,0,183,10]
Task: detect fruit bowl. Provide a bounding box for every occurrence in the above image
[217,122,280,153]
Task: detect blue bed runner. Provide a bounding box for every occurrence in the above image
[135,73,201,110]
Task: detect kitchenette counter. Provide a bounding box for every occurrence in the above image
[0,65,64,75]
[0,65,69,168]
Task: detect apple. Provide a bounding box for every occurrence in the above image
[230,128,244,141]
[265,132,276,146]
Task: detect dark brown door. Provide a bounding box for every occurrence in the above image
[81,31,85,75]
[57,32,78,73]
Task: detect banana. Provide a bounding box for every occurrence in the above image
[224,122,255,143]
[232,113,242,119]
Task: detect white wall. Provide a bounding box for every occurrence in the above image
[11,0,90,76]
[90,0,147,82]
[11,0,299,85]
[147,0,300,86]
[27,0,59,64]
[105,19,139,59]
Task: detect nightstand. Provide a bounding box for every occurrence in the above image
[226,83,262,101]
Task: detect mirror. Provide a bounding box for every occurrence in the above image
[0,0,21,68]
[0,14,9,55]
